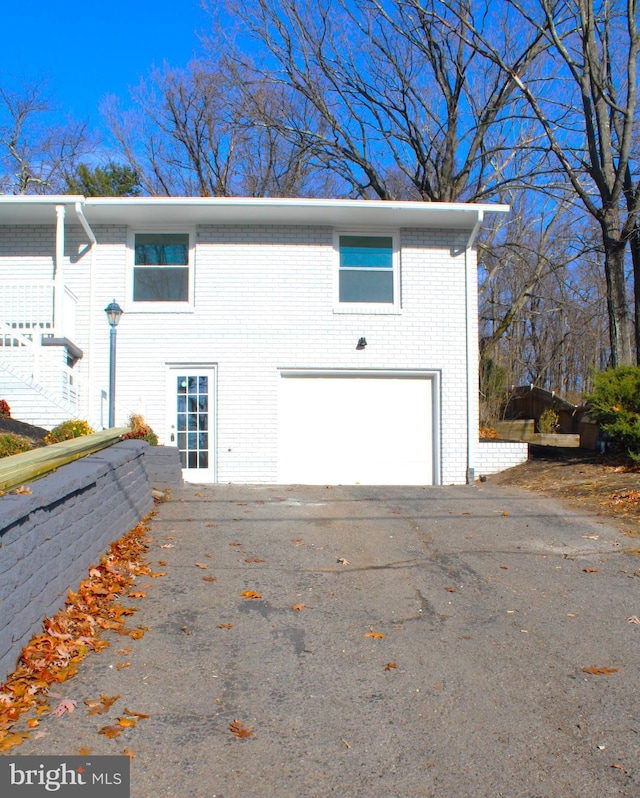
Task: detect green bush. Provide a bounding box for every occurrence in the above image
[44,419,95,445]
[121,414,158,446]
[585,366,640,459]
[538,408,560,434]
[0,433,35,458]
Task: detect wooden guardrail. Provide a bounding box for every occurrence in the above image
[0,428,129,493]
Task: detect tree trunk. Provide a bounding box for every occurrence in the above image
[602,216,633,366]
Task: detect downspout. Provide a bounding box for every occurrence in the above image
[465,210,483,485]
[54,205,65,338]
[74,201,98,423]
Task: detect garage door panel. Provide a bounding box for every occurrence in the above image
[278,375,433,485]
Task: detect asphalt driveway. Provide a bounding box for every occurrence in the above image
[13,483,640,797]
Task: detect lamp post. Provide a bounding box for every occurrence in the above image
[104,300,123,428]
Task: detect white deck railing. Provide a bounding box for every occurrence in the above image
[0,281,77,340]
[0,321,108,429]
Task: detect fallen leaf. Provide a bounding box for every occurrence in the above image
[123,708,150,719]
[98,725,122,739]
[445,587,457,593]
[500,565,508,570]
[582,666,620,675]
[230,719,254,738]
[52,699,77,717]
[158,560,168,566]
[218,623,234,629]
[27,719,39,728]
[245,558,266,563]
[363,630,385,639]
[128,591,146,598]
[337,558,350,565]
[115,663,130,671]
[160,544,175,549]
[501,511,509,516]
[384,662,398,671]
[78,747,92,756]
[0,732,30,751]
[583,568,599,573]
[117,717,137,728]
[203,576,217,582]
[150,572,167,578]
[627,616,640,625]
[123,748,135,759]
[195,563,209,569]
[13,486,32,495]
[341,738,351,748]
[229,542,242,547]
[241,590,262,599]
[291,603,305,611]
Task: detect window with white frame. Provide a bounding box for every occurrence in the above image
[337,234,397,305]
[130,232,193,306]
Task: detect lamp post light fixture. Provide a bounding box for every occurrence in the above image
[104,300,123,428]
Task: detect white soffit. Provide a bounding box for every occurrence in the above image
[0,195,509,229]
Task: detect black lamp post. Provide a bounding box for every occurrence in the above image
[104,300,123,428]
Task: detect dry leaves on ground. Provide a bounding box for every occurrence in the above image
[0,521,151,751]
[230,720,254,738]
[582,666,620,676]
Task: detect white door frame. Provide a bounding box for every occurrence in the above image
[278,368,441,485]
[166,363,217,483]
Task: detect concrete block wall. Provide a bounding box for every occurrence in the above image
[141,444,184,489]
[0,440,154,686]
[476,440,529,477]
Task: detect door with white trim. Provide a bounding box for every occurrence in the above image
[167,366,216,482]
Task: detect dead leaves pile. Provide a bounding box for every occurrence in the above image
[0,521,152,752]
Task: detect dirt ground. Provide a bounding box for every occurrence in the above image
[488,446,640,540]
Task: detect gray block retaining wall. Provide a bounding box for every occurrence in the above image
[0,442,182,685]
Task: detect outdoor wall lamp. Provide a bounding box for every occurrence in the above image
[356,337,367,350]
[104,300,123,428]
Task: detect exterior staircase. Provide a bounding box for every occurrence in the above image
[0,321,108,430]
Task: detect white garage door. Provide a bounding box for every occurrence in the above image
[278,373,434,485]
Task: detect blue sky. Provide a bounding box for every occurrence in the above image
[3,1,210,126]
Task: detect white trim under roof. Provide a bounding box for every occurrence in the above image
[0,195,509,229]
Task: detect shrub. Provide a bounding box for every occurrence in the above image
[585,366,640,460]
[0,433,34,458]
[0,400,11,418]
[538,408,560,434]
[44,419,95,445]
[121,414,158,446]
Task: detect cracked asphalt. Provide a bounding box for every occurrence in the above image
[13,483,640,797]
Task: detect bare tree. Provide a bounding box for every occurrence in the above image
[208,0,547,201]
[447,0,640,366]
[104,60,337,197]
[0,82,91,194]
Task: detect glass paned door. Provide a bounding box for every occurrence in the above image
[167,366,216,482]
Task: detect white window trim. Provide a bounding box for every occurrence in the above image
[126,228,196,313]
[333,229,401,314]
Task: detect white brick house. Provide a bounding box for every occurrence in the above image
[0,195,527,484]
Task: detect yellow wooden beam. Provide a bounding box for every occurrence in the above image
[0,428,129,493]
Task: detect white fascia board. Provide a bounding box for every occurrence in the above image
[0,195,509,230]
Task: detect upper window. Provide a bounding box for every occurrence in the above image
[130,232,193,308]
[337,234,398,307]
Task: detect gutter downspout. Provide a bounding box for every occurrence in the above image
[54,205,66,339]
[74,201,99,424]
[465,210,483,485]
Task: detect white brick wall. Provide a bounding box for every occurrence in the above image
[1,221,481,484]
[476,440,529,476]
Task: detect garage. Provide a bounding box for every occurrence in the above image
[278,371,437,485]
